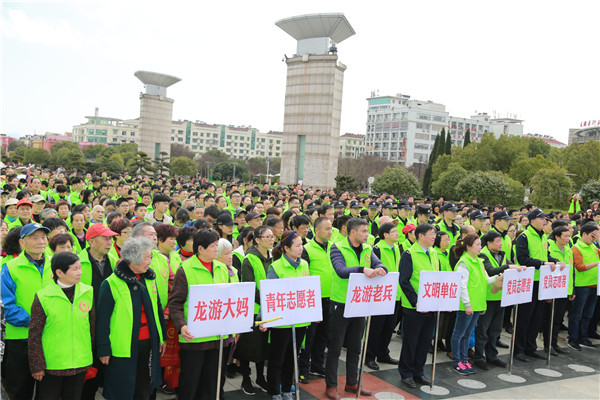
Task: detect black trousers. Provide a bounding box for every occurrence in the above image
[325,303,365,388]
[178,347,220,400]
[267,327,307,395]
[239,360,264,380]
[588,297,600,336]
[299,297,330,374]
[442,311,456,348]
[37,371,86,400]
[366,301,400,362]
[1,340,35,400]
[514,281,543,355]
[542,297,570,348]
[398,308,435,379]
[474,301,504,362]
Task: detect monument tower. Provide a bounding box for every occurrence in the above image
[276,13,355,188]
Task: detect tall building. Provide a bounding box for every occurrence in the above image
[569,119,600,145]
[339,133,365,158]
[276,13,355,188]
[135,71,181,160]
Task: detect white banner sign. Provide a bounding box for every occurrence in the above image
[343,272,399,318]
[501,267,535,307]
[260,276,322,328]
[417,271,462,312]
[187,282,255,338]
[538,265,570,300]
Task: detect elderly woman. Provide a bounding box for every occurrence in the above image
[28,252,94,400]
[96,237,166,399]
[90,205,105,225]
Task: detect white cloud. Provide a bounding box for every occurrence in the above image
[2,8,82,48]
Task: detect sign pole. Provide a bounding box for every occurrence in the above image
[291,324,301,400]
[430,311,441,389]
[547,299,555,367]
[508,304,518,375]
[216,334,224,400]
[356,315,372,400]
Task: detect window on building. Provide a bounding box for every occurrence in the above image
[193,132,198,136]
[130,132,135,136]
[178,130,184,135]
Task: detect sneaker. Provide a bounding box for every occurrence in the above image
[282,392,293,400]
[580,339,597,349]
[255,376,268,392]
[299,374,310,384]
[453,362,469,375]
[464,361,476,375]
[309,366,326,378]
[567,340,582,351]
[158,383,175,394]
[271,395,283,400]
[242,378,256,396]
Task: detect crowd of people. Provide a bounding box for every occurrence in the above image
[0,167,599,400]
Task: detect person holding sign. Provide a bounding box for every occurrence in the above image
[545,225,574,354]
[473,231,521,370]
[167,229,232,400]
[514,208,564,362]
[366,223,402,370]
[325,218,387,400]
[265,230,310,400]
[568,222,600,350]
[398,223,438,389]
[451,234,504,375]
[96,236,166,399]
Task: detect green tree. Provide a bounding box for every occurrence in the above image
[126,152,156,176]
[50,147,85,170]
[463,129,471,147]
[23,148,50,166]
[445,129,452,155]
[171,144,195,159]
[438,128,446,158]
[564,140,600,189]
[509,155,558,186]
[529,168,573,209]
[213,161,249,181]
[246,157,267,176]
[154,151,171,176]
[115,143,137,153]
[170,156,197,177]
[580,180,600,209]
[528,138,551,158]
[431,163,469,200]
[82,145,107,160]
[422,131,443,195]
[334,175,358,193]
[371,165,422,197]
[456,171,524,206]
[431,154,453,182]
[50,141,80,154]
[94,154,124,173]
[8,140,26,151]
[10,146,27,163]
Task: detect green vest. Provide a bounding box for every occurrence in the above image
[492,227,512,261]
[401,242,439,309]
[375,243,402,300]
[79,249,117,287]
[180,256,229,343]
[246,253,267,314]
[437,220,459,246]
[399,238,413,253]
[457,253,487,312]
[105,273,163,357]
[331,239,372,303]
[480,247,506,301]
[270,257,311,328]
[331,227,345,245]
[396,218,408,244]
[434,247,451,272]
[5,252,53,339]
[70,230,88,254]
[522,226,548,281]
[573,241,599,287]
[548,240,574,295]
[152,249,181,308]
[37,282,94,370]
[304,239,333,298]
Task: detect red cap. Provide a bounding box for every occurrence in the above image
[16,198,33,208]
[86,224,117,240]
[402,223,417,235]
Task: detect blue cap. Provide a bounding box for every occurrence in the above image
[20,223,50,239]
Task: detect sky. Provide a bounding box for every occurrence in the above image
[2,0,599,144]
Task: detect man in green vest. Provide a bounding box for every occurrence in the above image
[396,201,412,244]
[491,210,515,262]
[514,208,564,362]
[469,210,489,237]
[1,223,51,400]
[366,223,402,371]
[568,222,600,350]
[474,231,520,370]
[437,203,460,246]
[366,201,380,236]
[398,223,439,389]
[324,218,387,400]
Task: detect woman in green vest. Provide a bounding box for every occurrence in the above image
[237,225,274,395]
[48,233,74,255]
[1,224,21,270]
[108,218,133,261]
[232,227,254,282]
[96,236,166,400]
[69,210,87,254]
[266,230,310,400]
[28,252,93,399]
[450,234,503,375]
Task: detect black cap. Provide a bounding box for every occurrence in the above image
[333,201,345,208]
[216,214,235,226]
[382,202,395,209]
[234,209,247,218]
[441,203,459,212]
[493,210,515,221]
[417,204,432,215]
[397,201,411,210]
[349,200,361,209]
[470,210,489,220]
[527,208,549,221]
[368,201,379,209]
[307,202,317,209]
[245,211,262,222]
